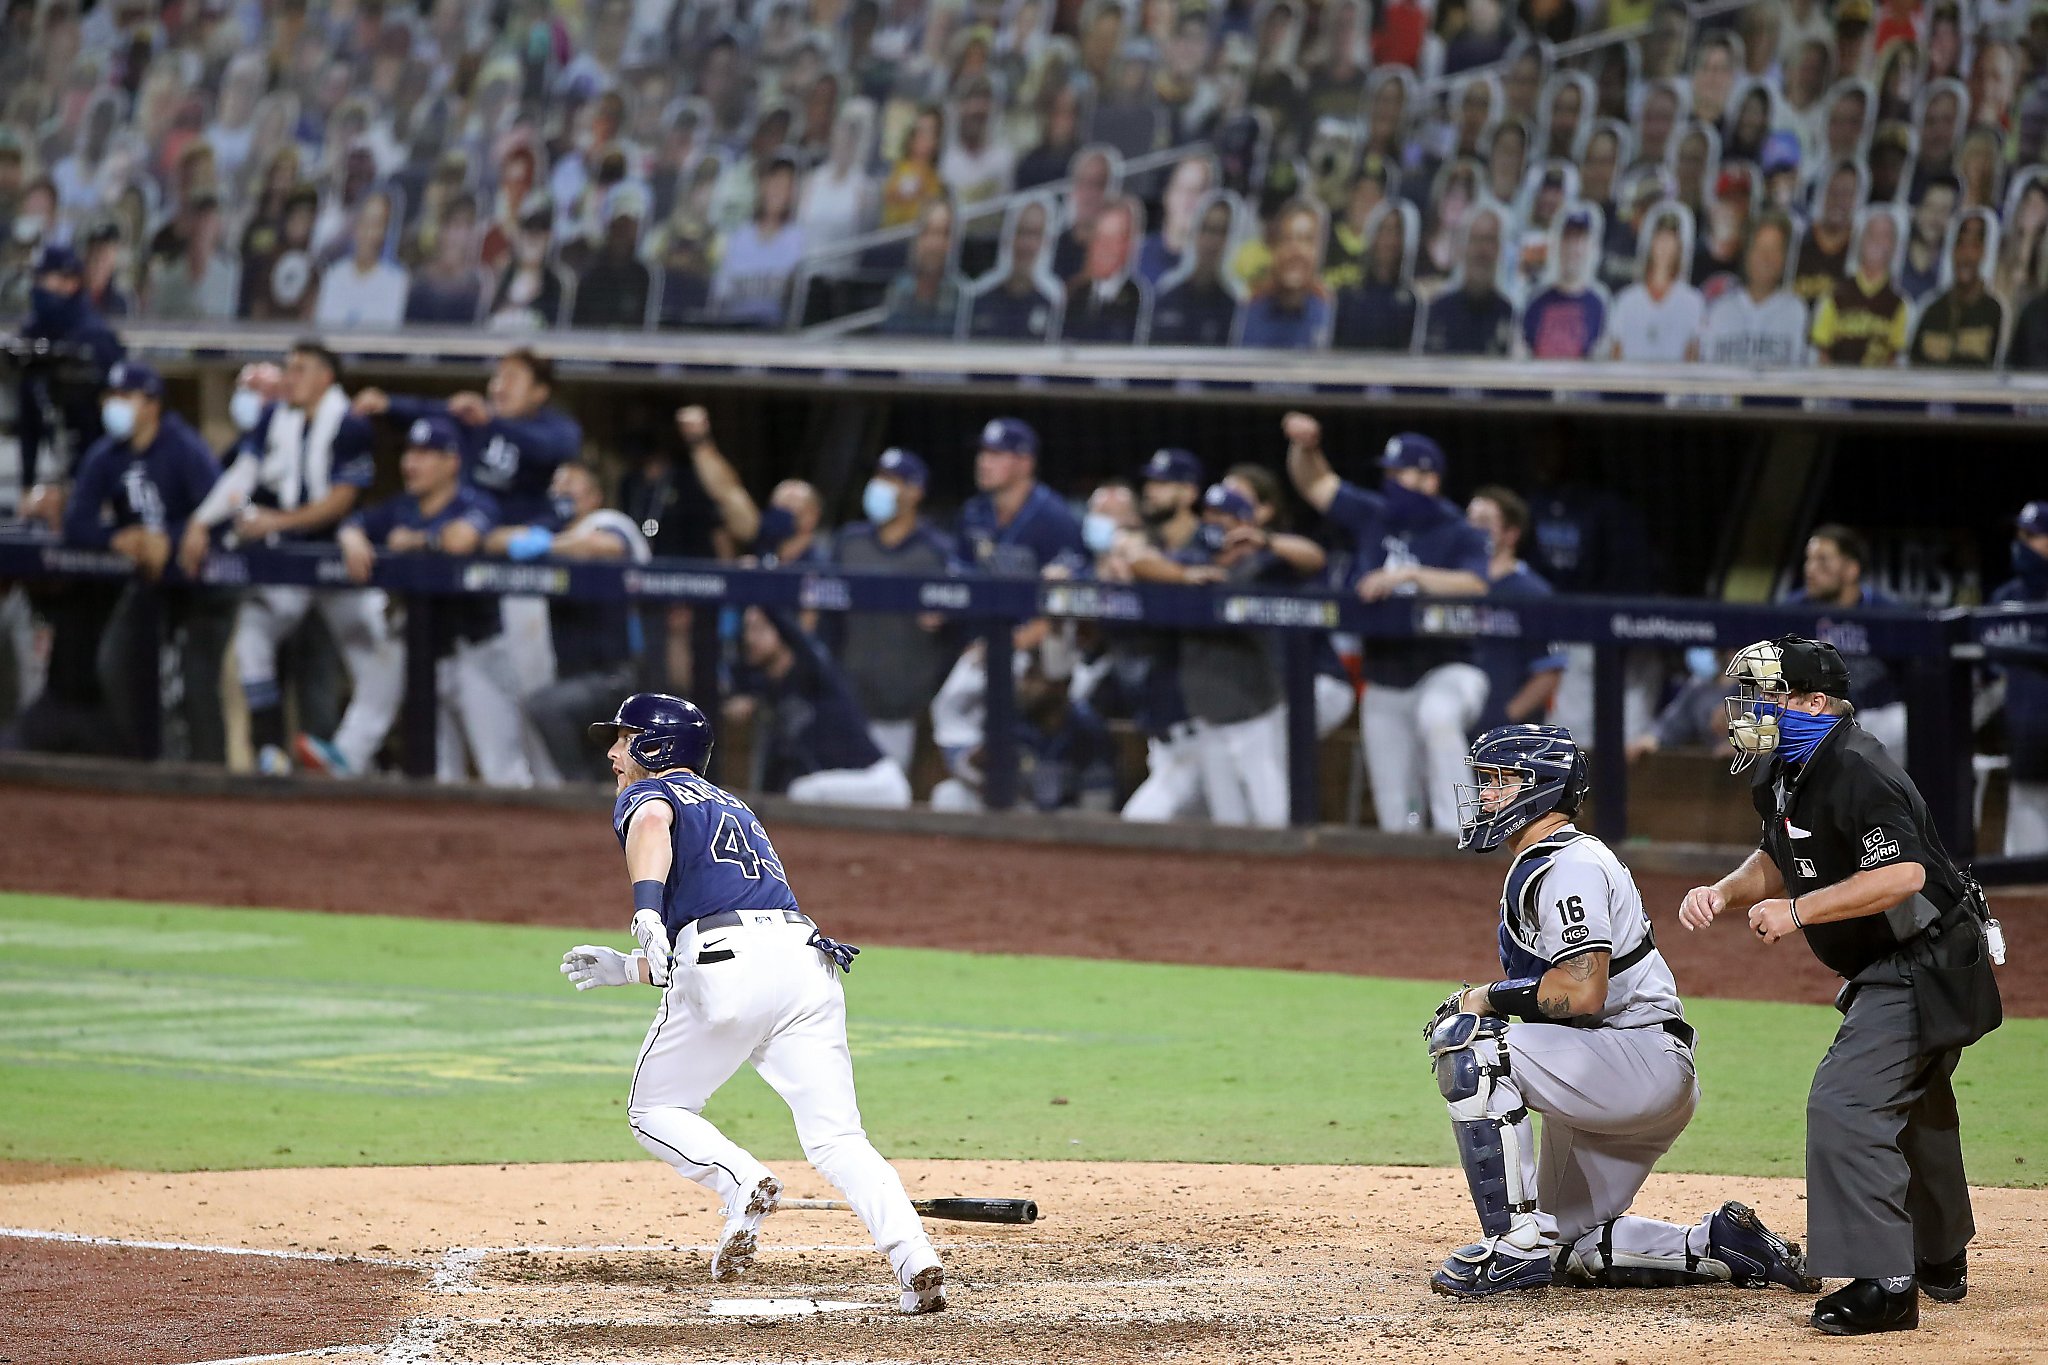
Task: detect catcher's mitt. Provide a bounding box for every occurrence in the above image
[1424,984,1473,1041]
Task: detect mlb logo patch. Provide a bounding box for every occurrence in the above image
[1796,857,1817,880]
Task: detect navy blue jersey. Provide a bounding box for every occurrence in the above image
[1421,286,1517,357]
[958,482,1085,577]
[1238,292,1330,349]
[1148,277,1240,347]
[741,610,886,785]
[384,393,583,526]
[967,282,1060,341]
[1474,562,1569,733]
[345,485,502,652]
[1324,478,1490,686]
[612,771,801,940]
[1990,568,2048,780]
[64,413,220,548]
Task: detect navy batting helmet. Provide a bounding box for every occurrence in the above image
[1456,724,1590,853]
[588,693,714,774]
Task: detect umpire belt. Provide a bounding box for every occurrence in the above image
[683,908,816,964]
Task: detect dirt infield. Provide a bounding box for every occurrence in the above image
[4,1160,2045,1365]
[0,781,2041,1013]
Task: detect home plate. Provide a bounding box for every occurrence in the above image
[707,1298,876,1317]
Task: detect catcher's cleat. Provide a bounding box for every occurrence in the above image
[900,1262,946,1314]
[1710,1201,1821,1292]
[710,1175,781,1282]
[1430,1240,1552,1298]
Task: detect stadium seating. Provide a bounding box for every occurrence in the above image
[11,0,2043,365]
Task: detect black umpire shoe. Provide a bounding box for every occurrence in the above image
[1917,1250,1967,1303]
[1811,1279,1919,1335]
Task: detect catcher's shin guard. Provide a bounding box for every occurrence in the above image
[1428,1013,1543,1254]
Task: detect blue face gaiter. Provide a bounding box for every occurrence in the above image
[1774,706,1842,764]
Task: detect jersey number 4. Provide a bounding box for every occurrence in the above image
[711,811,786,882]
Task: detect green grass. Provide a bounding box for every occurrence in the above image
[0,893,2039,1185]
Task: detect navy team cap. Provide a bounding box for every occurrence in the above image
[2019,500,2048,536]
[876,447,928,486]
[34,244,84,276]
[407,415,463,454]
[978,416,1039,457]
[1561,206,1595,234]
[1141,447,1204,487]
[105,360,164,398]
[1203,482,1257,522]
[1380,431,1446,475]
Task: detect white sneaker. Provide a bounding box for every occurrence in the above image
[710,1175,780,1282]
[900,1262,946,1314]
[256,744,292,777]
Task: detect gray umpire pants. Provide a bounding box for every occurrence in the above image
[1804,957,1974,1279]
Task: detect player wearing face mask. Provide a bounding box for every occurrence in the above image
[823,448,959,772]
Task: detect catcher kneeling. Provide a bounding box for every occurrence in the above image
[1422,725,1818,1298]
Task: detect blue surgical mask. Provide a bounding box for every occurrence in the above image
[550,493,580,525]
[229,388,266,432]
[1082,511,1120,554]
[1685,646,1721,680]
[29,285,81,331]
[1381,477,1443,529]
[100,397,136,440]
[862,478,899,524]
[1196,521,1229,555]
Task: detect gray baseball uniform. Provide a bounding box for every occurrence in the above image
[1452,827,1739,1282]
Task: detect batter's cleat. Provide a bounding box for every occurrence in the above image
[1710,1201,1822,1292]
[1917,1250,1967,1303]
[710,1175,780,1282]
[1430,1241,1552,1298]
[1811,1278,1919,1335]
[293,733,352,778]
[900,1263,946,1314]
[256,744,292,777]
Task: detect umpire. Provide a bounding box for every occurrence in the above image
[1680,636,2002,1336]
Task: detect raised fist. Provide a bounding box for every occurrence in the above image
[677,405,711,446]
[1282,411,1321,449]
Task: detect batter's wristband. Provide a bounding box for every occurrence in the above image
[1789,898,1803,929]
[633,880,665,917]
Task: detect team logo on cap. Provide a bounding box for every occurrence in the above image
[983,419,1005,446]
[1386,436,1403,459]
[410,419,435,446]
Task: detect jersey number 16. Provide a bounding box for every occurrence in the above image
[1556,895,1586,923]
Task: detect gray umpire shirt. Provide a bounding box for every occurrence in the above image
[829,520,957,723]
[1175,545,1282,726]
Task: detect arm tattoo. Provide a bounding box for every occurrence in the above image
[1539,990,1573,1018]
[1564,952,1603,982]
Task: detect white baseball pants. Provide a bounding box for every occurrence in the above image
[786,757,912,809]
[435,635,535,788]
[1359,663,1488,833]
[2007,778,2048,855]
[867,719,917,772]
[499,595,562,785]
[232,585,402,772]
[627,911,940,1288]
[1122,728,1206,822]
[1193,705,1289,828]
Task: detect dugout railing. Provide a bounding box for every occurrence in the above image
[5,528,2040,878]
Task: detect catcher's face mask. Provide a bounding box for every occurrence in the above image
[1455,762,1535,852]
[1723,640,1791,774]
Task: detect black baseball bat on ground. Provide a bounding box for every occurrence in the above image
[780,1197,1039,1224]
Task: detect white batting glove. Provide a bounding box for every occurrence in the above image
[561,945,644,991]
[631,909,674,986]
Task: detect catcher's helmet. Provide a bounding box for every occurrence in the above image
[588,692,714,774]
[1456,724,1590,853]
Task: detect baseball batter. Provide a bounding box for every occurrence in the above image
[1423,723,1819,1297]
[560,694,945,1312]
